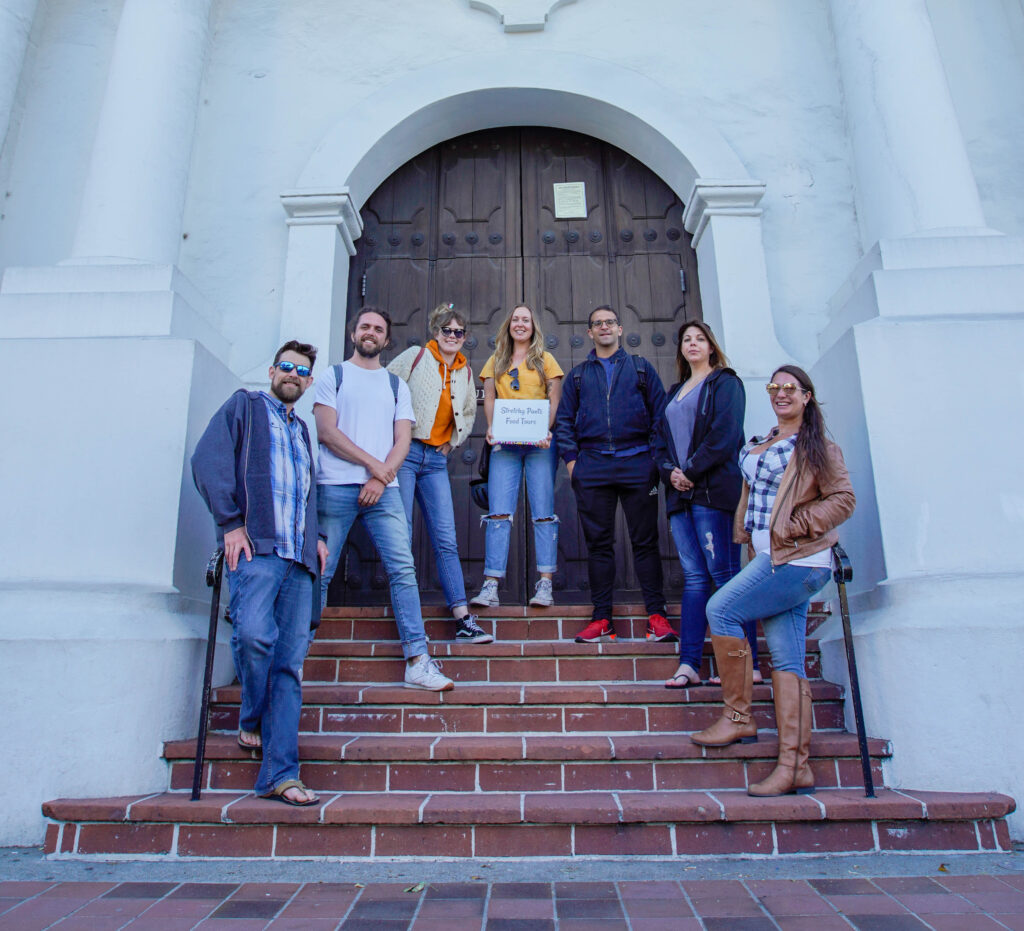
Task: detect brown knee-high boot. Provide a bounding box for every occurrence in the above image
[748,670,815,796]
[690,635,758,747]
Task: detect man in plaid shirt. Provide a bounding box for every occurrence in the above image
[192,340,328,807]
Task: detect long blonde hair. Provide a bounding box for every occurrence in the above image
[491,304,547,392]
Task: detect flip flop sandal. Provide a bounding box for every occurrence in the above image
[260,779,319,807]
[664,665,702,689]
[237,728,262,752]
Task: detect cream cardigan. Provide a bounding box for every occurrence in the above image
[388,344,478,448]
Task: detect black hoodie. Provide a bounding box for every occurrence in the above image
[653,367,745,515]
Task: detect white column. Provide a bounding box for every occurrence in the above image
[683,181,787,374]
[829,0,989,247]
[279,190,363,408]
[0,0,37,154]
[70,0,213,264]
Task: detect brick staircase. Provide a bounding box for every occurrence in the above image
[42,604,1015,859]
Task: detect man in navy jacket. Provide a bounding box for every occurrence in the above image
[191,340,328,807]
[554,306,672,643]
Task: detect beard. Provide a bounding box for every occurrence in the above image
[271,379,303,403]
[355,335,384,359]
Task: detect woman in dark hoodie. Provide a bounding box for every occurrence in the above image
[654,320,760,688]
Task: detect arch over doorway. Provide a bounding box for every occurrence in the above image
[330,124,702,605]
[279,49,786,376]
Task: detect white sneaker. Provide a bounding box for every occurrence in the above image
[470,578,499,607]
[529,578,554,607]
[404,655,454,691]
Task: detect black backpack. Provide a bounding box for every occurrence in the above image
[572,353,648,393]
[332,363,400,403]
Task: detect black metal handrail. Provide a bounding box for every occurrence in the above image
[191,548,225,801]
[831,542,875,798]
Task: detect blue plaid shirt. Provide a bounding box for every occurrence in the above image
[261,392,311,562]
[740,431,797,532]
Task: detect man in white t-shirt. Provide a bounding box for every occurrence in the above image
[315,307,454,691]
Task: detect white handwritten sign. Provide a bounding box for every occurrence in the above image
[492,400,550,445]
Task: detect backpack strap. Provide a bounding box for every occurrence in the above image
[631,354,647,391]
[573,354,645,393]
[334,362,398,404]
[408,345,428,378]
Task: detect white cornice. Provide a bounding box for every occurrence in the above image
[469,0,577,32]
[683,180,767,247]
[280,189,363,255]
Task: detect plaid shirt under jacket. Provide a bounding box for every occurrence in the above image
[261,392,311,562]
[740,431,798,533]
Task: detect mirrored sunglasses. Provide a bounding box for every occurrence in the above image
[275,361,311,377]
[765,382,806,396]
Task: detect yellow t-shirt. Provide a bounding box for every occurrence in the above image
[480,351,564,400]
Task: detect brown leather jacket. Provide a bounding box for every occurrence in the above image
[733,440,855,566]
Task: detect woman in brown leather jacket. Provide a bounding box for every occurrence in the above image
[690,364,855,798]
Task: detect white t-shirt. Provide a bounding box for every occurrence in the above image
[314,361,415,486]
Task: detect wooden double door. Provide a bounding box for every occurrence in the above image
[327,127,702,606]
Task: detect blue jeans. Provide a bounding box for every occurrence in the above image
[317,483,428,659]
[484,442,559,578]
[706,552,832,677]
[228,554,314,795]
[670,505,757,671]
[397,440,468,613]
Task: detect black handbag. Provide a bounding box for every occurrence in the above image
[469,442,491,510]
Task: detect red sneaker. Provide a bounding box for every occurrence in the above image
[574,618,616,643]
[646,613,678,642]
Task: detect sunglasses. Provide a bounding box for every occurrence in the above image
[509,367,520,391]
[765,382,807,396]
[590,318,619,329]
[440,326,466,339]
[275,361,311,377]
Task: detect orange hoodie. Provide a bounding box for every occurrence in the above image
[424,339,468,446]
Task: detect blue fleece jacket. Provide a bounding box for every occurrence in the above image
[191,391,322,615]
[554,348,667,464]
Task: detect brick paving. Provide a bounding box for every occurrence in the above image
[2,874,1024,930]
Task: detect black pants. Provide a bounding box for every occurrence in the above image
[572,451,666,622]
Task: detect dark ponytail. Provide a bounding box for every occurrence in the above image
[773,364,831,481]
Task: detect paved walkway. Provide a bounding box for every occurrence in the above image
[2,873,1024,930]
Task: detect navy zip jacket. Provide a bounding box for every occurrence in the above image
[191,390,322,623]
[653,367,745,515]
[555,347,666,464]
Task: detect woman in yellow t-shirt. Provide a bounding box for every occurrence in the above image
[470,304,563,608]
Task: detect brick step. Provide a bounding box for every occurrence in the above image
[208,682,847,735]
[42,788,1014,858]
[317,603,830,643]
[304,639,821,683]
[167,732,891,795]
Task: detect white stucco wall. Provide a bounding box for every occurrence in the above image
[0,0,121,267]
[2,1,1022,371]
[927,0,1024,237]
[177,0,861,371]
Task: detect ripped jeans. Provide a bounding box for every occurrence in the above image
[483,442,559,577]
[670,504,758,673]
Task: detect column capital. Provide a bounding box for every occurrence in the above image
[280,189,363,255]
[682,180,766,247]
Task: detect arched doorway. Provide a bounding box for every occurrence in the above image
[325,126,703,606]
